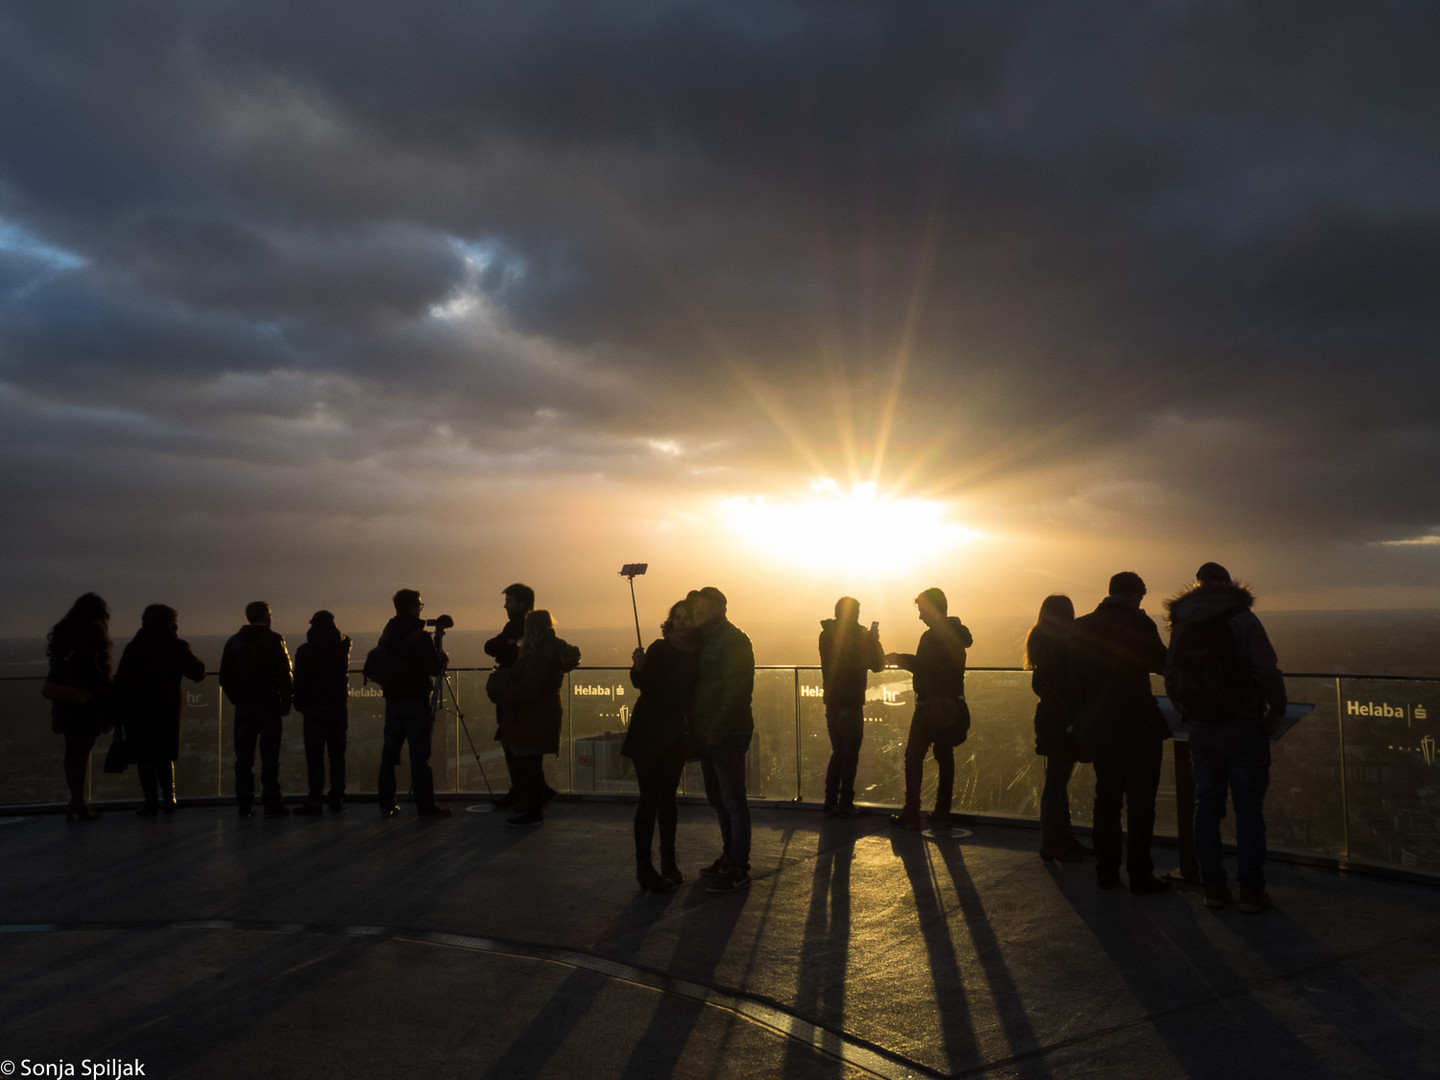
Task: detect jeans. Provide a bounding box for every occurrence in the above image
[233,704,284,809]
[302,705,348,804]
[1189,717,1271,892]
[824,703,864,809]
[634,749,684,857]
[1091,740,1164,878]
[378,699,435,810]
[700,733,752,871]
[902,706,954,819]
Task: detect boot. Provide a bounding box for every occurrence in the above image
[636,853,672,894]
[1039,799,1082,863]
[659,846,685,886]
[137,765,160,816]
[1054,799,1092,856]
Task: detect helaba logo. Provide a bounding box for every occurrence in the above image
[1345,700,1423,720]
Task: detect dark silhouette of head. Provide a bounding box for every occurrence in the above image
[1023,594,1074,669]
[835,596,861,622]
[503,583,535,611]
[244,601,271,625]
[392,589,421,615]
[1107,572,1146,599]
[522,609,554,646]
[57,593,110,628]
[915,587,948,617]
[310,609,337,628]
[662,598,692,636]
[1196,562,1232,586]
[141,604,179,635]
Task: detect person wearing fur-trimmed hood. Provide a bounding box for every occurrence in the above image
[1164,562,1286,913]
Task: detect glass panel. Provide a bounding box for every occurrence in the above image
[1267,676,1346,858]
[569,668,637,795]
[0,677,72,805]
[1339,678,1440,872]
[453,669,508,798]
[750,668,799,800]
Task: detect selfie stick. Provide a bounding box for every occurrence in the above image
[619,563,648,649]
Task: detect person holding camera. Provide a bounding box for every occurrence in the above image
[375,589,450,818]
[885,588,973,831]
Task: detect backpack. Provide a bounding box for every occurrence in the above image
[1166,608,1248,722]
[362,644,409,690]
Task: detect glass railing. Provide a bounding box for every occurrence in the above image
[4,669,1437,878]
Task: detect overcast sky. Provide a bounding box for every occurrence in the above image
[3,2,1438,645]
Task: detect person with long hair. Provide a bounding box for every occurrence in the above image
[114,604,206,815]
[502,610,581,827]
[1024,594,1090,861]
[622,599,699,892]
[45,592,114,822]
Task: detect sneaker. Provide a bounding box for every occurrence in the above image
[889,813,922,831]
[293,803,324,816]
[264,803,290,818]
[698,857,732,878]
[237,805,254,819]
[1203,883,1233,909]
[417,805,452,819]
[1237,889,1272,914]
[1129,873,1173,895]
[926,810,955,828]
[706,867,752,893]
[379,804,402,818]
[506,811,544,827]
[822,803,839,817]
[838,805,870,817]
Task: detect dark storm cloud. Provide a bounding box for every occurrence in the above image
[2,0,1439,628]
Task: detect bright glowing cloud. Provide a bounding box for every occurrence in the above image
[720,479,982,577]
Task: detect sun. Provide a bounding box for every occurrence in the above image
[719,479,981,578]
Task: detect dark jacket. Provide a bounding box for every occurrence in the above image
[503,630,581,755]
[1068,598,1169,747]
[690,618,755,745]
[219,624,293,712]
[1163,583,1286,724]
[484,617,525,669]
[1027,629,1083,760]
[622,637,696,771]
[114,628,206,762]
[294,624,353,714]
[47,619,114,737]
[818,619,884,708]
[892,617,972,702]
[376,615,444,702]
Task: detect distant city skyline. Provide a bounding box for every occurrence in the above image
[3,3,1439,638]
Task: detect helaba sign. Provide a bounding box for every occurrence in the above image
[1345,700,1428,721]
[573,684,625,699]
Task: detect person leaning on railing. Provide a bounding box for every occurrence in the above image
[44,592,115,822]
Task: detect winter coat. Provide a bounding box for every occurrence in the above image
[219,624,293,712]
[294,625,353,714]
[47,619,114,738]
[375,615,444,702]
[689,618,755,745]
[891,617,973,702]
[622,637,696,771]
[1068,598,1169,748]
[114,628,206,762]
[1028,629,1084,761]
[818,618,884,708]
[1163,583,1286,724]
[484,617,525,669]
[503,630,581,755]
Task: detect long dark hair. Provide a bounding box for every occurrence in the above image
[1022,594,1074,670]
[140,604,179,636]
[47,592,111,658]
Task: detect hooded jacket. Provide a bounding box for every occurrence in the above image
[818,618,884,708]
[503,629,581,755]
[219,624,292,711]
[1164,583,1286,724]
[376,614,444,702]
[891,616,973,702]
[294,623,353,714]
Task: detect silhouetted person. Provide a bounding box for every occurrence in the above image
[623,599,698,891]
[1024,594,1090,861]
[487,583,554,808]
[885,588,973,830]
[114,604,205,815]
[690,586,755,892]
[1165,562,1287,913]
[376,589,450,818]
[502,609,580,826]
[1068,572,1171,893]
[293,610,352,814]
[818,596,884,816]
[45,592,114,822]
[220,601,293,818]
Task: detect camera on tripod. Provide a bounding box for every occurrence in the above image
[425,614,455,631]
